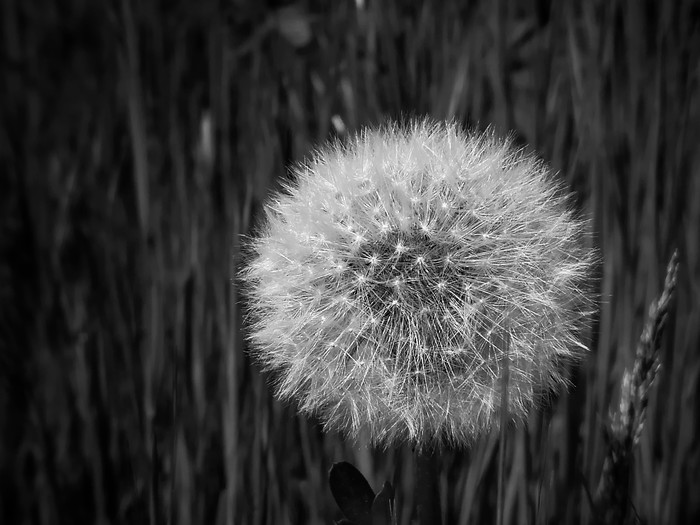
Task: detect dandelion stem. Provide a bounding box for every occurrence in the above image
[415,448,441,525]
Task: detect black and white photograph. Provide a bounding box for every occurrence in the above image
[1,1,698,523]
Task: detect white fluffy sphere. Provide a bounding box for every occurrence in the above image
[239,120,596,449]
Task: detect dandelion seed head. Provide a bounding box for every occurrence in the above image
[239,119,597,449]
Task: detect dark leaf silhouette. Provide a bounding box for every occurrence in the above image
[371,481,394,525]
[329,462,376,525]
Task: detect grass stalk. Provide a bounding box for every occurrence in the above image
[497,332,510,525]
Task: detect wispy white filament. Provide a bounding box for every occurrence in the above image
[239,119,596,449]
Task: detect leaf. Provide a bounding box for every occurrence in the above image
[371,481,394,525]
[329,462,375,525]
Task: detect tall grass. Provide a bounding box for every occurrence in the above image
[1,0,698,523]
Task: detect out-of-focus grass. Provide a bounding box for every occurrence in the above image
[1,0,698,523]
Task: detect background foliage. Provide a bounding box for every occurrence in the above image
[1,0,698,523]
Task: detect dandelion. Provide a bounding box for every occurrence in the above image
[239,119,596,449]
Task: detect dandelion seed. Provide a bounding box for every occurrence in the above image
[239,119,597,449]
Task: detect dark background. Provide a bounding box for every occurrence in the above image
[1,0,698,523]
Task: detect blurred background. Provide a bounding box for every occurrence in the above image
[1,0,698,523]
